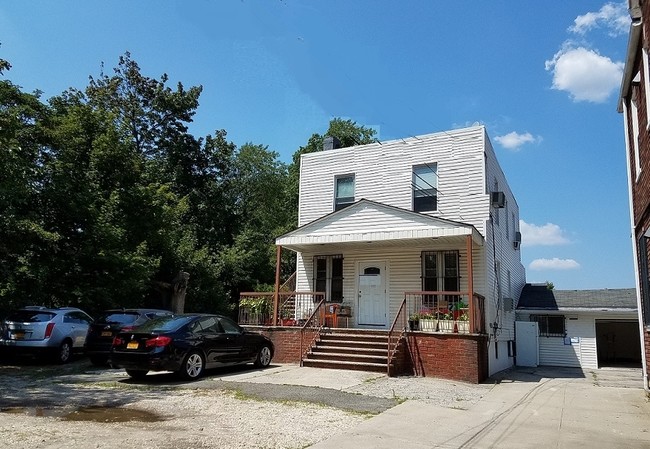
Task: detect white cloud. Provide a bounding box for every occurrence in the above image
[519,220,570,247]
[529,258,581,271]
[494,131,540,151]
[569,2,629,37]
[545,46,623,103]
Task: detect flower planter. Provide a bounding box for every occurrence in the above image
[419,318,438,332]
[456,320,469,333]
[437,320,455,333]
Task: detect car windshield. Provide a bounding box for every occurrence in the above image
[6,311,56,323]
[133,315,195,333]
[97,312,140,325]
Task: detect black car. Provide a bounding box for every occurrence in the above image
[110,314,274,380]
[85,308,172,366]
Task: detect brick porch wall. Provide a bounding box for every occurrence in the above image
[243,326,306,363]
[244,326,489,383]
[404,332,489,383]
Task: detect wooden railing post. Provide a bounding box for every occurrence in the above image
[273,245,282,326]
[466,234,475,333]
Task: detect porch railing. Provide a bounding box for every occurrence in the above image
[238,291,325,326]
[404,291,485,334]
[387,297,408,375]
[299,297,326,366]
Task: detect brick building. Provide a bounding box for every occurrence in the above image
[619,0,650,391]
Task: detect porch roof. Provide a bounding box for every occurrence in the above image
[276,199,484,252]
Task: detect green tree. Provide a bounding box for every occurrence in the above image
[83,53,230,314]
[220,143,290,296]
[0,79,56,314]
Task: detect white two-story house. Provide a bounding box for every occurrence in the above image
[275,125,526,376]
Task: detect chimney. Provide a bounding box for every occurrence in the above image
[323,136,341,151]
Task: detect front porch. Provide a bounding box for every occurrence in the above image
[241,325,489,383]
[238,289,488,383]
[237,200,490,382]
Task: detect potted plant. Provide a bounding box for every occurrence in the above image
[418,310,438,332]
[408,312,420,331]
[452,300,468,320]
[456,311,469,333]
[239,296,272,325]
[437,311,455,333]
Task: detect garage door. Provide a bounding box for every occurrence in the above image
[595,320,642,367]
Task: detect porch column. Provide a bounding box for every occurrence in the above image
[273,245,282,326]
[466,235,475,333]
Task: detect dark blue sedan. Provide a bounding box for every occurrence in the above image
[110,314,274,380]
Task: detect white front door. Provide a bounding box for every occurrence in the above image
[358,262,387,326]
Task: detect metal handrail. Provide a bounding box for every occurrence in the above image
[387,297,407,375]
[299,297,326,366]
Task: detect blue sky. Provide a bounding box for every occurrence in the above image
[0,1,634,290]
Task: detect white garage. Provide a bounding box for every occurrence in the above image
[515,285,641,369]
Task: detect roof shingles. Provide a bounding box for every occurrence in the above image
[517,284,637,310]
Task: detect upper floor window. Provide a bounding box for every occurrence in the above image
[505,200,509,239]
[643,49,650,129]
[334,175,355,211]
[412,164,437,212]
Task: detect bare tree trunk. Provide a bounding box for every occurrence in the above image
[170,271,190,314]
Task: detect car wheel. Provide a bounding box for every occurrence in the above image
[254,345,272,368]
[90,355,108,366]
[55,340,73,364]
[178,351,205,380]
[125,369,149,379]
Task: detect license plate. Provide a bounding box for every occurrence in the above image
[12,332,25,340]
[101,331,112,337]
[127,341,139,349]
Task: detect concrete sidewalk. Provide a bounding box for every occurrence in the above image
[310,367,650,449]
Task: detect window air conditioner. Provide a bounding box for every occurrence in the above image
[513,231,521,249]
[491,191,505,208]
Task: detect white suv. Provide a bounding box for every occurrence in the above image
[0,306,94,363]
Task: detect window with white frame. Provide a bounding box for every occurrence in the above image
[632,72,642,179]
[313,255,343,303]
[334,175,355,211]
[505,200,509,240]
[412,164,437,212]
[421,251,459,307]
[643,48,650,129]
[493,179,500,225]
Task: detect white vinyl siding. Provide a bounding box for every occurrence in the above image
[294,125,524,376]
[299,126,487,231]
[295,244,484,327]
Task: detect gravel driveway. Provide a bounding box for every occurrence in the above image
[0,357,491,449]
